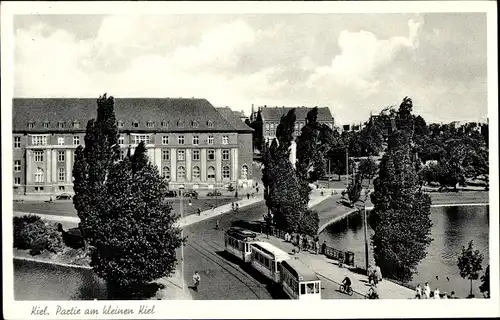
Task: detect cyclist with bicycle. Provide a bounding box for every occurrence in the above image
[367,284,379,299]
[341,276,352,294]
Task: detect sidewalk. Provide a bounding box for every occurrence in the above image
[260,234,414,299]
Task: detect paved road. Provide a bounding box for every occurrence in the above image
[181,201,362,300]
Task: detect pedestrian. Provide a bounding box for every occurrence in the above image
[302,235,308,251]
[315,238,320,254]
[231,202,235,211]
[367,265,374,285]
[424,282,431,299]
[235,203,239,211]
[297,234,302,252]
[442,292,448,299]
[449,291,456,299]
[192,271,201,292]
[256,187,259,193]
[235,191,238,198]
[215,219,220,230]
[211,205,215,212]
[188,199,192,207]
[247,193,250,200]
[197,208,201,216]
[375,264,383,282]
[321,240,327,255]
[415,284,422,299]
[434,288,440,299]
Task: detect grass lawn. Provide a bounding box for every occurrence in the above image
[14,196,242,218]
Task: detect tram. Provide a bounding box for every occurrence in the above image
[250,241,291,283]
[281,259,322,300]
[224,227,258,262]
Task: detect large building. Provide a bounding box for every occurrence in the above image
[12,98,254,195]
[252,105,335,143]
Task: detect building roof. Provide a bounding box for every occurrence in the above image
[251,241,291,261]
[215,107,253,132]
[13,98,249,133]
[258,106,333,122]
[281,259,319,282]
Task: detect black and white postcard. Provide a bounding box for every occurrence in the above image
[2,1,498,319]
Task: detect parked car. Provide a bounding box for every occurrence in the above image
[165,190,177,198]
[207,191,222,197]
[56,193,72,200]
[183,190,198,199]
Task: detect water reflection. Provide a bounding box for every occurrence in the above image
[321,206,489,298]
[14,259,107,300]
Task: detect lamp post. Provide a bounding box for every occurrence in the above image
[345,148,349,187]
[179,184,185,291]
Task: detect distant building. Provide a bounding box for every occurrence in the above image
[12,98,255,195]
[255,105,335,142]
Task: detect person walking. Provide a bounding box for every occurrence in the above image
[192,271,201,292]
[315,238,320,255]
[321,240,327,255]
[375,264,383,283]
[434,288,441,299]
[247,193,250,200]
[415,284,422,299]
[297,234,302,252]
[231,202,235,211]
[424,282,431,299]
[197,208,201,216]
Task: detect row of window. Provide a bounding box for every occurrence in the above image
[121,135,229,146]
[253,251,273,270]
[118,120,214,129]
[26,167,66,183]
[159,149,231,161]
[14,136,81,148]
[27,121,80,129]
[15,134,230,148]
[161,165,232,181]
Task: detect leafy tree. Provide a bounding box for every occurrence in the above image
[359,157,378,186]
[73,94,183,292]
[457,240,484,298]
[247,112,263,151]
[346,173,362,207]
[261,109,318,235]
[479,265,490,298]
[296,107,336,183]
[370,97,433,282]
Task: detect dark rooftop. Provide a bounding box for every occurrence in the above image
[216,107,253,132]
[281,259,319,282]
[258,106,334,122]
[13,98,249,133]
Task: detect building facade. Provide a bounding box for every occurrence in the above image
[254,106,335,142]
[12,98,254,196]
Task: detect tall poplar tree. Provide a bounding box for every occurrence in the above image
[370,97,433,282]
[73,95,182,293]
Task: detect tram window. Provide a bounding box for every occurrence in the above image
[301,284,306,295]
[307,283,315,294]
[315,282,320,293]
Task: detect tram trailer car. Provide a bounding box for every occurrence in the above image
[224,227,258,262]
[281,259,321,300]
[250,241,291,283]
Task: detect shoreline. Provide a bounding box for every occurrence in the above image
[317,191,489,234]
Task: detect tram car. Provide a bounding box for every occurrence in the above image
[224,227,258,262]
[280,259,322,300]
[249,241,291,283]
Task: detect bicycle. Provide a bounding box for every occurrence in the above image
[339,284,353,296]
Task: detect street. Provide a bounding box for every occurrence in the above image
[181,200,363,299]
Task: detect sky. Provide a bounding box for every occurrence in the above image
[14,13,488,125]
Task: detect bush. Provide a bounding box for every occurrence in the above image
[13,215,41,249]
[13,216,64,255]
